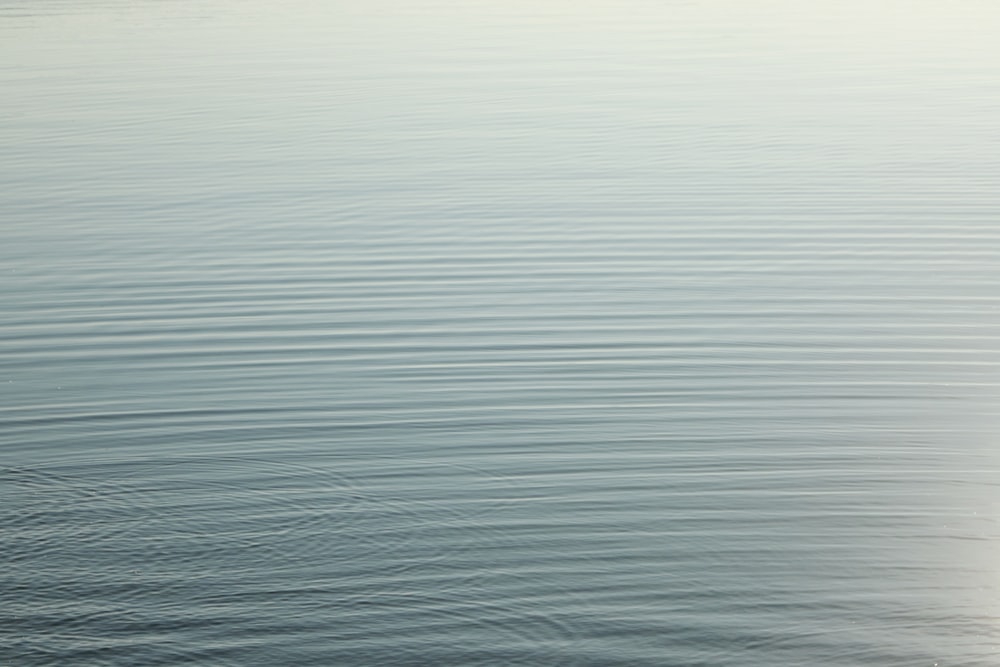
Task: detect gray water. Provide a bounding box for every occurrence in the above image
[3,1,1000,665]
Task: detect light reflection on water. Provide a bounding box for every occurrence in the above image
[2,1,1000,665]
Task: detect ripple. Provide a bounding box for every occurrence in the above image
[2,452,531,612]
[2,466,159,565]
[326,592,582,667]
[5,453,517,564]
[2,454,593,665]
[2,630,241,667]
[5,0,1000,663]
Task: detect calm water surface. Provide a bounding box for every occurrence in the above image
[3,1,1000,665]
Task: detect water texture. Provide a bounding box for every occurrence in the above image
[2,1,1000,665]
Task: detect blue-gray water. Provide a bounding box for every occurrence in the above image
[2,1,999,665]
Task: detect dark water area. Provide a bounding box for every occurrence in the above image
[2,1,999,664]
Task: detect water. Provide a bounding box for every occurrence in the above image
[3,1,999,664]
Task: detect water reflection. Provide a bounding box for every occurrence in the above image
[2,0,1000,665]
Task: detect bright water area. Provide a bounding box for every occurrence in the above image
[2,1,1000,665]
